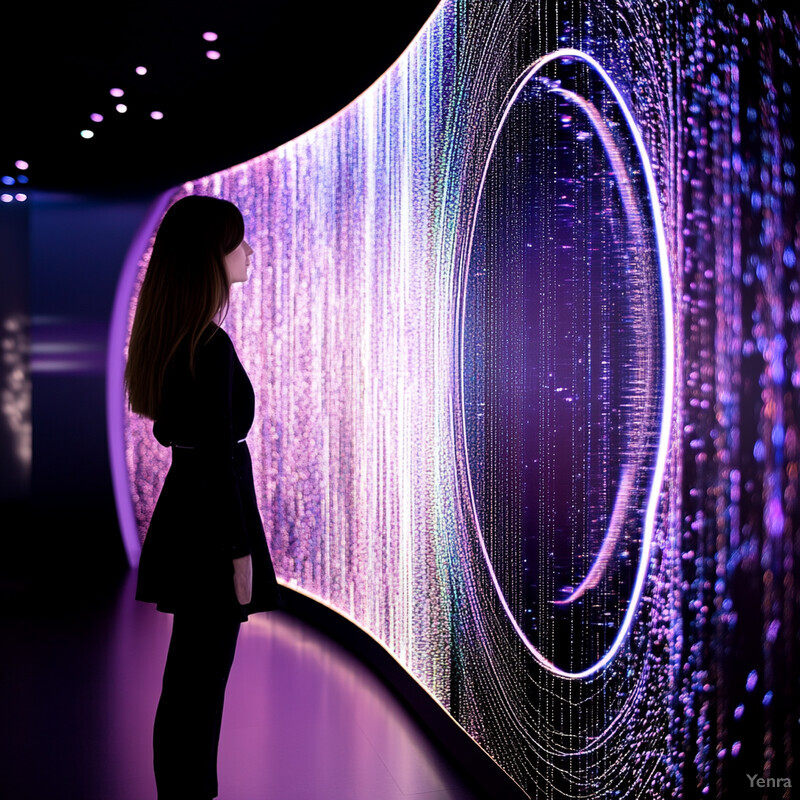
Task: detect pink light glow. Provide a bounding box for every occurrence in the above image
[150,111,164,120]
[205,50,221,60]
[14,160,28,170]
[135,66,147,76]
[116,103,128,114]
[90,113,104,123]
[110,88,124,97]
[202,31,218,42]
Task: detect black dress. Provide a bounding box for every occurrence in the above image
[136,323,281,619]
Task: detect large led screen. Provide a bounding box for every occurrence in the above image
[108,1,800,797]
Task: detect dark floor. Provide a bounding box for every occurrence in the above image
[0,569,483,800]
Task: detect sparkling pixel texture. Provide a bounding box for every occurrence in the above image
[110,1,800,797]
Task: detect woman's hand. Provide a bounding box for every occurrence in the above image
[233,554,253,605]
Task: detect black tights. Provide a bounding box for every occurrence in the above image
[153,611,241,800]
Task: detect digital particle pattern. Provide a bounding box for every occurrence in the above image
[110,1,799,797]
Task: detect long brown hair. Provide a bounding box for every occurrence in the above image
[125,195,245,419]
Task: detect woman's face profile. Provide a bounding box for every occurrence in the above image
[224,239,253,285]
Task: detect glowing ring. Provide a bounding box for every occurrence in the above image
[458,48,674,679]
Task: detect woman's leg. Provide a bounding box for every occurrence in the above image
[153,611,241,800]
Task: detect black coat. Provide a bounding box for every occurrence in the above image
[136,323,281,618]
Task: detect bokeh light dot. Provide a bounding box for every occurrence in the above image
[17,176,28,184]
[14,160,28,170]
[14,193,27,202]
[90,113,104,123]
[116,103,128,114]
[202,31,218,42]
[1,176,14,186]
[150,110,164,120]
[135,66,147,76]
[110,87,124,98]
[1,194,12,203]
[205,50,221,60]
[80,129,94,139]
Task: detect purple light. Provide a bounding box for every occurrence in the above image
[14,160,28,170]
[106,189,176,567]
[135,66,147,76]
[203,31,218,42]
[205,50,221,60]
[110,87,125,98]
[1,194,12,203]
[150,110,164,120]
[90,113,104,123]
[14,193,27,202]
[460,48,674,679]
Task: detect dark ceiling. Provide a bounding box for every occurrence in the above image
[4,1,440,196]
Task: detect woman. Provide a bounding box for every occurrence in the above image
[125,194,281,800]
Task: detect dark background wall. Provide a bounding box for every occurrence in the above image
[0,202,29,505]
[0,194,157,604]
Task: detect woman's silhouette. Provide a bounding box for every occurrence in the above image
[125,195,281,799]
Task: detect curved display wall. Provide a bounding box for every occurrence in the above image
[108,1,799,797]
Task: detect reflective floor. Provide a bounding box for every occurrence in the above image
[0,570,482,800]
